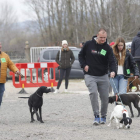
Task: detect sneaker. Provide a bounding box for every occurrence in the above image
[53,89,59,94]
[100,116,106,124]
[93,115,100,125]
[64,89,68,92]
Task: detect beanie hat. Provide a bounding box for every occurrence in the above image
[109,42,115,46]
[62,40,68,46]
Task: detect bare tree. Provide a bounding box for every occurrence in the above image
[24,0,140,46]
[0,2,18,50]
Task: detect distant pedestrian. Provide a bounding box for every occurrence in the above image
[0,42,21,107]
[79,42,85,48]
[79,29,117,125]
[131,31,140,72]
[54,40,75,93]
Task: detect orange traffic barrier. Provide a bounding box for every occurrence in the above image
[10,62,59,88]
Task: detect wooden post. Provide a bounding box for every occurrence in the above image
[25,41,30,62]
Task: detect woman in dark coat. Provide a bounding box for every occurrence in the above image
[54,40,75,93]
[110,37,139,95]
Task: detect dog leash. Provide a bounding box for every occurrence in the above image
[111,76,137,95]
[19,74,40,87]
[111,77,137,108]
[120,77,137,94]
[111,78,125,108]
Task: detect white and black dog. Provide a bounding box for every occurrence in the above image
[108,105,132,129]
[109,94,140,117]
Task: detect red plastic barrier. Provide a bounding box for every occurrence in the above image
[10,62,59,88]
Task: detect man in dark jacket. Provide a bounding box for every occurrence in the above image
[78,29,117,125]
[131,31,140,72]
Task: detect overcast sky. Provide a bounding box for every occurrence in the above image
[0,0,30,22]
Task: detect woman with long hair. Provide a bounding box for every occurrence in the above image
[54,40,75,93]
[110,37,139,95]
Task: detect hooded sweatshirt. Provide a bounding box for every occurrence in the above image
[78,36,117,76]
[131,31,140,57]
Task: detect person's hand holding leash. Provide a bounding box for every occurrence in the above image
[15,71,20,75]
[84,65,89,72]
[15,71,23,77]
[110,71,115,78]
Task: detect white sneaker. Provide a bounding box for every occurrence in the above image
[54,89,59,93]
[64,89,68,92]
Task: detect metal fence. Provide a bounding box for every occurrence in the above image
[30,46,62,63]
[30,47,48,63]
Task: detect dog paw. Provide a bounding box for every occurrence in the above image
[40,120,44,123]
[32,118,35,121]
[131,116,134,118]
[30,121,34,123]
[50,87,55,92]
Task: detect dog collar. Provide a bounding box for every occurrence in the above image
[122,109,127,113]
[36,92,42,98]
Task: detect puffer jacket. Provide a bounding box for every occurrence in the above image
[115,50,139,79]
[131,31,140,57]
[0,52,18,83]
[55,48,75,69]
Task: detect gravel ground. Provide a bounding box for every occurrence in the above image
[0,80,140,140]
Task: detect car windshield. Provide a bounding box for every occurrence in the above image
[72,50,79,60]
[42,49,79,60]
[43,50,56,60]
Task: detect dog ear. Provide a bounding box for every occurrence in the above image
[120,118,124,124]
[123,113,126,119]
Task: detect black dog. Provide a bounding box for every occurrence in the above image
[19,86,54,123]
[109,94,140,117]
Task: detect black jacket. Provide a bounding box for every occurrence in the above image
[131,31,140,57]
[56,48,75,69]
[78,36,117,76]
[116,50,139,79]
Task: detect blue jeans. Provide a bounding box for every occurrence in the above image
[0,83,5,106]
[110,75,128,95]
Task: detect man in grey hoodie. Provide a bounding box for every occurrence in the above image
[131,31,140,71]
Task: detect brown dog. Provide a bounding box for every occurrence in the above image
[127,75,140,92]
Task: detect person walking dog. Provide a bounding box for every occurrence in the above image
[110,37,139,95]
[0,42,21,107]
[54,40,75,93]
[79,29,117,125]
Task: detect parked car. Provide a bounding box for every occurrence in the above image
[38,47,84,79]
[125,42,132,50]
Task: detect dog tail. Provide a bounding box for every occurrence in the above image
[18,97,29,99]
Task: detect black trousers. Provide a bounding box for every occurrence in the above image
[57,67,71,89]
